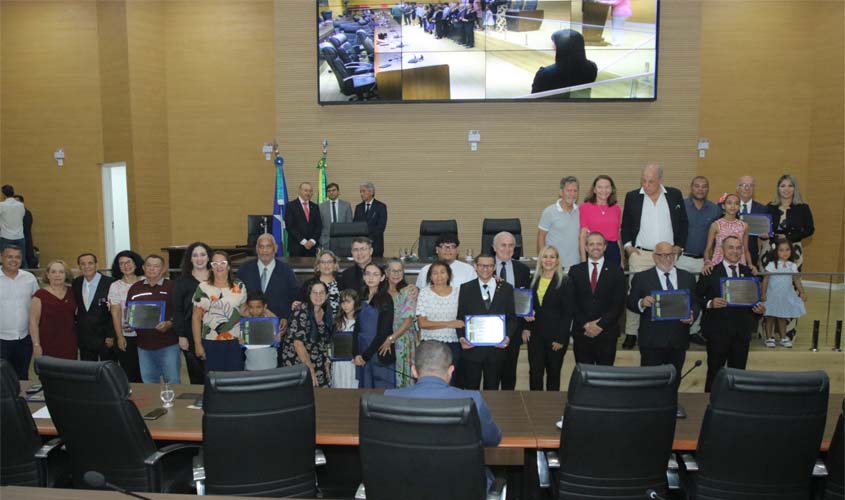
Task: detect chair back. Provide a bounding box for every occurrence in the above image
[481,218,523,258]
[359,394,486,500]
[320,43,352,95]
[0,360,43,486]
[558,364,677,499]
[35,357,157,491]
[825,399,844,499]
[330,222,370,257]
[418,220,459,261]
[356,29,374,59]
[203,366,316,497]
[696,368,829,500]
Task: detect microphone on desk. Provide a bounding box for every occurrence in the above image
[680,359,703,380]
[84,471,155,500]
[645,488,668,500]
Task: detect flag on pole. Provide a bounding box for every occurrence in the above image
[272,145,289,256]
[316,153,327,204]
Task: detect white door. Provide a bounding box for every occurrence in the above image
[101,162,131,265]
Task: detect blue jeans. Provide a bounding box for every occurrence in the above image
[138,344,181,383]
[0,238,27,268]
[0,336,32,381]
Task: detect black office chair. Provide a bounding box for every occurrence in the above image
[544,364,678,499]
[328,33,372,70]
[356,29,375,61]
[824,400,844,499]
[418,220,459,262]
[358,394,500,500]
[34,357,199,493]
[195,366,321,497]
[0,360,67,487]
[319,44,378,101]
[480,218,523,258]
[329,221,370,257]
[681,368,829,500]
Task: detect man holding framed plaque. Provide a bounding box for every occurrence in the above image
[627,241,700,380]
[457,254,516,390]
[696,236,766,392]
[492,231,531,391]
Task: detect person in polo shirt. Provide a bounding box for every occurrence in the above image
[126,254,180,383]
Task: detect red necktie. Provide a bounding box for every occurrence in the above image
[590,262,598,293]
[303,201,310,222]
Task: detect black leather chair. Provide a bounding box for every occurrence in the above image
[358,394,494,500]
[34,357,199,492]
[824,400,844,499]
[548,364,678,499]
[356,29,375,61]
[328,33,372,71]
[195,366,320,497]
[480,218,523,258]
[329,221,371,257]
[0,360,67,487]
[418,220,458,261]
[681,368,829,500]
[320,44,377,101]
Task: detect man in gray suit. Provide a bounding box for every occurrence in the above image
[319,182,353,248]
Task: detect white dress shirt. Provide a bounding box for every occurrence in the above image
[0,198,25,240]
[635,186,674,250]
[415,260,476,289]
[478,278,496,302]
[587,256,605,282]
[0,268,40,340]
[82,272,102,311]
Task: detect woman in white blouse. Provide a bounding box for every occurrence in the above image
[415,260,465,385]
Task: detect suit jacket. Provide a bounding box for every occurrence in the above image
[696,262,759,340]
[285,198,322,256]
[621,186,689,249]
[568,260,626,342]
[767,202,814,243]
[385,376,502,446]
[72,273,116,351]
[353,199,388,256]
[338,264,365,292]
[318,198,353,246]
[499,259,531,346]
[456,280,516,362]
[236,258,299,319]
[627,267,700,350]
[526,274,573,345]
[742,200,768,266]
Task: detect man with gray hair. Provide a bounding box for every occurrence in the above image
[537,176,580,270]
[385,340,502,446]
[353,181,388,257]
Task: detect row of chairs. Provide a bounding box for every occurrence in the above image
[2,358,842,499]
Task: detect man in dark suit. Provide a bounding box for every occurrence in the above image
[627,241,700,381]
[284,182,322,257]
[353,181,387,257]
[338,236,373,292]
[385,340,501,447]
[621,164,689,350]
[492,231,531,390]
[456,254,516,390]
[73,253,115,361]
[568,232,626,366]
[697,236,766,392]
[236,234,299,331]
[736,175,769,269]
[318,182,353,249]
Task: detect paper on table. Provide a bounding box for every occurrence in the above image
[32,406,51,419]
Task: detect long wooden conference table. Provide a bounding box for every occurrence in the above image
[25,383,843,464]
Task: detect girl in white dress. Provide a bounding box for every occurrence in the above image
[761,239,806,348]
[331,289,361,388]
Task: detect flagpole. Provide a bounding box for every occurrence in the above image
[272,142,289,257]
[316,138,329,204]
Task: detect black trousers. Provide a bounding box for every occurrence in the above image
[79,344,115,362]
[573,335,617,366]
[527,337,566,391]
[639,346,686,388]
[183,347,206,385]
[704,332,750,392]
[500,339,520,390]
[463,348,505,390]
[0,336,32,381]
[116,336,142,383]
[463,21,475,47]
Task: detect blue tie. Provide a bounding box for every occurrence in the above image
[664,273,674,291]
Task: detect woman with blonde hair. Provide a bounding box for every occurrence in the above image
[29,260,78,360]
[523,246,572,391]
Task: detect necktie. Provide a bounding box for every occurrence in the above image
[499,262,508,283]
[729,265,738,277]
[332,201,337,223]
[261,267,269,293]
[365,203,371,215]
[741,203,749,215]
[664,272,674,291]
[303,202,310,222]
[590,262,598,293]
[85,281,94,310]
[482,283,491,309]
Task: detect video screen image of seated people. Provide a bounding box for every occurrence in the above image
[317,0,657,102]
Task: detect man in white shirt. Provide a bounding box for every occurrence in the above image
[0,185,27,268]
[0,245,39,380]
[537,176,580,270]
[415,233,476,289]
[318,182,353,249]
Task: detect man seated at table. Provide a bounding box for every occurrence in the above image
[385,340,501,447]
